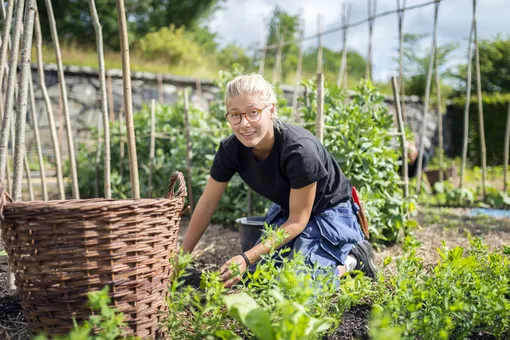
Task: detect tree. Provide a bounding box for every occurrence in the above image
[453,34,510,93]
[35,0,223,51]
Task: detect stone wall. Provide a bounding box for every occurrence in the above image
[24,64,440,161]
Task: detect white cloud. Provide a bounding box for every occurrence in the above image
[209,0,510,82]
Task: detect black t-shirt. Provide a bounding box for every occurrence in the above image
[210,123,352,215]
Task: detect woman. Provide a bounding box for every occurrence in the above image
[181,74,376,288]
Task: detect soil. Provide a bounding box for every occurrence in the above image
[1,206,509,339]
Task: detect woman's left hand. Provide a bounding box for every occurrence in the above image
[219,255,248,288]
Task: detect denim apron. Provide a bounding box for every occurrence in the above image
[247,199,365,277]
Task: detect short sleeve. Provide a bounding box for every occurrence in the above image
[210,139,238,182]
[282,138,328,189]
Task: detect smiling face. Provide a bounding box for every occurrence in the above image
[226,94,275,150]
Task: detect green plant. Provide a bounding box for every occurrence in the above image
[299,79,418,243]
[34,287,136,340]
[370,235,510,339]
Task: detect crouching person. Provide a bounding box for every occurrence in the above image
[180,73,377,288]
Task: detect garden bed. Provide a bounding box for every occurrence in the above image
[1,206,509,339]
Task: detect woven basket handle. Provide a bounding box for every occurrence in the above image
[0,181,13,219]
[165,171,187,199]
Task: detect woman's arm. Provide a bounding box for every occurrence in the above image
[219,182,316,287]
[181,176,228,254]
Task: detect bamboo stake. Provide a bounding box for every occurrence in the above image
[337,2,352,88]
[292,27,304,123]
[391,77,408,198]
[148,99,156,198]
[316,73,324,143]
[44,0,79,199]
[397,0,407,122]
[34,9,64,199]
[183,88,193,211]
[107,74,115,122]
[460,22,475,190]
[94,112,101,197]
[0,0,14,93]
[157,73,163,103]
[89,0,111,199]
[435,39,444,183]
[504,102,510,192]
[0,0,24,187]
[316,14,323,74]
[415,0,439,193]
[116,0,139,198]
[28,76,48,200]
[366,0,377,81]
[473,0,486,200]
[119,110,125,178]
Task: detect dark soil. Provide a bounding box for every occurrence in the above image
[1,208,509,339]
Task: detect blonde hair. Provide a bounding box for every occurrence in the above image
[225,73,283,131]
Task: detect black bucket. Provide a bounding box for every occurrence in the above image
[235,216,265,252]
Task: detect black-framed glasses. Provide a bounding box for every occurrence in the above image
[225,105,271,125]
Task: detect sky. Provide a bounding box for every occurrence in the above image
[208,0,510,82]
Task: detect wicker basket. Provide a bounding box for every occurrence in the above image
[0,171,187,339]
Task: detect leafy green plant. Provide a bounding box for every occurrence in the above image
[299,79,417,243]
[34,287,136,340]
[370,235,510,339]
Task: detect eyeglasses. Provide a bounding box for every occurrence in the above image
[225,105,271,125]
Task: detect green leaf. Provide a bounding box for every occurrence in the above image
[0,250,7,256]
[214,330,243,340]
[223,293,275,340]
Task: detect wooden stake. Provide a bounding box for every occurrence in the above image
[504,102,510,192]
[0,0,24,187]
[337,2,352,88]
[0,0,14,92]
[28,75,48,200]
[272,28,286,84]
[292,27,304,123]
[366,0,377,81]
[473,0,486,200]
[107,74,115,122]
[148,99,155,198]
[89,0,111,198]
[45,0,79,199]
[116,0,139,198]
[183,88,193,211]
[316,73,324,143]
[397,0,407,122]
[460,22,475,190]
[316,14,323,74]
[435,37,444,183]
[258,46,267,76]
[415,0,439,193]
[34,8,65,199]
[391,77,408,198]
[94,112,101,197]
[119,110,125,179]
[157,73,163,103]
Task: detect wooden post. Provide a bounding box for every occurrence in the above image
[337,2,352,88]
[415,0,439,193]
[272,27,286,84]
[397,0,407,122]
[148,99,156,198]
[107,74,115,122]
[157,73,163,103]
[391,77,408,198]
[460,22,475,191]
[316,73,324,143]
[28,76,48,200]
[45,0,80,199]
[316,14,323,74]
[366,0,377,81]
[435,38,444,183]
[504,102,510,192]
[0,0,24,188]
[34,8,65,199]
[116,0,140,198]
[183,88,193,211]
[89,0,111,198]
[473,0,486,200]
[258,46,267,76]
[292,27,304,123]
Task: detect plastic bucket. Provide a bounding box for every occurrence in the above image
[235,216,266,252]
